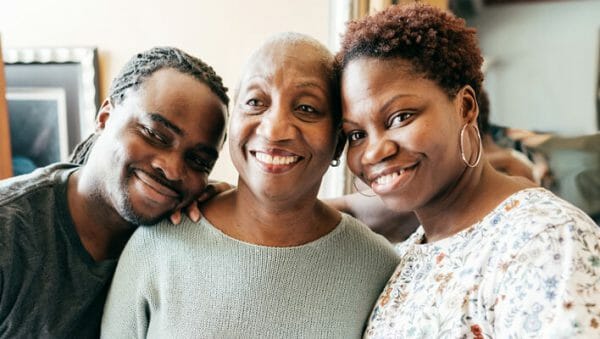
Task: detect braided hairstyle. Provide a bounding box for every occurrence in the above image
[335,3,484,99]
[70,47,229,164]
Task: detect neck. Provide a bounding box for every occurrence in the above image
[67,169,136,261]
[415,161,527,243]
[206,180,340,247]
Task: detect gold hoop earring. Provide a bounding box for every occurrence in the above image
[353,178,376,197]
[459,124,482,168]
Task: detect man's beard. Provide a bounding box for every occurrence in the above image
[91,173,166,227]
[113,188,164,226]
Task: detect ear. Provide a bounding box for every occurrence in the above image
[456,85,479,125]
[332,129,346,162]
[96,98,113,132]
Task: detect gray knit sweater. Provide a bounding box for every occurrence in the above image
[101,213,399,339]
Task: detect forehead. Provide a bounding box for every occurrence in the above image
[129,68,226,142]
[342,58,429,97]
[344,57,416,84]
[241,42,331,90]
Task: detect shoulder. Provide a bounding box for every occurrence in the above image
[0,163,77,206]
[483,188,600,268]
[486,188,597,243]
[336,213,400,261]
[0,164,77,249]
[120,217,209,264]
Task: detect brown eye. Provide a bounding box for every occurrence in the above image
[297,104,316,113]
[246,99,263,107]
[347,130,366,144]
[142,126,167,145]
[388,112,414,128]
[187,153,213,173]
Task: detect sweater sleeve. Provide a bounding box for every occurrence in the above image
[493,219,600,338]
[100,229,153,339]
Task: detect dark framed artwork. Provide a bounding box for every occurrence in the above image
[6,87,69,175]
[0,37,12,179]
[3,47,100,158]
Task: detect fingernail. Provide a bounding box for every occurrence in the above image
[190,208,200,222]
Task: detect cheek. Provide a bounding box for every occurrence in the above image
[227,115,252,147]
[307,126,338,159]
[345,147,363,177]
[116,134,148,164]
[188,173,209,195]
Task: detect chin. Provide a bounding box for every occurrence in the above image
[380,194,419,214]
[117,194,168,226]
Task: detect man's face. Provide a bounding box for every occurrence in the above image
[88,68,227,225]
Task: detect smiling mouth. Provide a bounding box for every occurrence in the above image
[374,169,405,185]
[255,152,300,165]
[369,163,418,193]
[251,150,302,173]
[133,170,180,205]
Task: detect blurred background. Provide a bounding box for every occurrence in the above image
[1,0,598,221]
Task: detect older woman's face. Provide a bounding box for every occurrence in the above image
[341,57,467,212]
[229,42,338,201]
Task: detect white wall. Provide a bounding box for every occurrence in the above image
[0,0,331,184]
[471,0,600,135]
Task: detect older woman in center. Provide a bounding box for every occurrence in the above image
[336,4,600,338]
[100,33,399,338]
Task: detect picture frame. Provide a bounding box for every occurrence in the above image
[0,37,13,179]
[6,87,69,175]
[3,47,100,154]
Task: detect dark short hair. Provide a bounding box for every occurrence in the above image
[70,47,228,164]
[336,3,484,98]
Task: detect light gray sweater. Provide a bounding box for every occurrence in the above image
[101,213,399,339]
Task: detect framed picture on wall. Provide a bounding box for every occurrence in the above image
[3,47,100,155]
[6,87,69,175]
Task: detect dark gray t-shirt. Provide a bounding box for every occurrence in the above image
[0,163,117,338]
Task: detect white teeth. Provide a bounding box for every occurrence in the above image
[255,152,299,165]
[375,170,405,185]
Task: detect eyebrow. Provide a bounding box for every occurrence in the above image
[149,113,184,136]
[295,81,328,93]
[342,94,416,125]
[379,94,416,114]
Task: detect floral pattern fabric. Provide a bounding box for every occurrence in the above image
[365,188,600,338]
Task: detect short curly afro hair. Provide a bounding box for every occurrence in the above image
[336,3,483,98]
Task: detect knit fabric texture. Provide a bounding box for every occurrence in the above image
[101,213,399,338]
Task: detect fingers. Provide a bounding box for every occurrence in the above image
[197,185,216,203]
[197,180,234,203]
[186,202,201,223]
[170,209,182,225]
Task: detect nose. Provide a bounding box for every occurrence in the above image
[255,104,295,142]
[151,151,185,182]
[362,134,399,166]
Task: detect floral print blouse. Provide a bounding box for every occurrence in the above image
[365,188,600,338]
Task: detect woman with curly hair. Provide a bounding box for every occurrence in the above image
[336,4,600,337]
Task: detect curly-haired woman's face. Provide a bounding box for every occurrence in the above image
[341,57,468,213]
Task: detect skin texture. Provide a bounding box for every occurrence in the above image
[201,35,343,247]
[341,57,533,243]
[68,68,227,260]
[231,44,338,204]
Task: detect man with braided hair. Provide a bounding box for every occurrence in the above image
[0,47,228,337]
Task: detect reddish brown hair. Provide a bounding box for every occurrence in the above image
[336,4,484,98]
